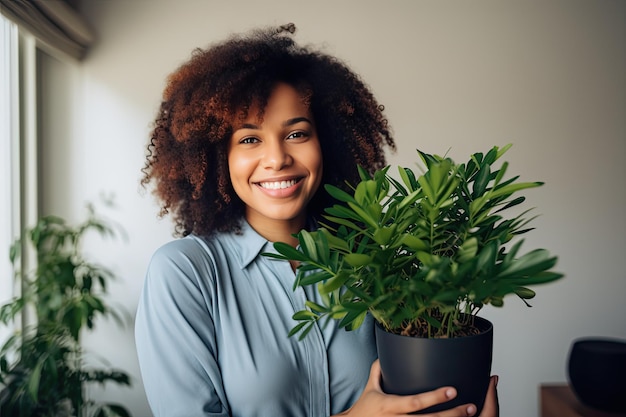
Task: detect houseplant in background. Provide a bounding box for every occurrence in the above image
[267,144,564,414]
[0,205,133,417]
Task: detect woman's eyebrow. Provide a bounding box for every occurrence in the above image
[283,117,312,127]
[236,117,313,131]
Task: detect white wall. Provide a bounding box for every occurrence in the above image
[39,1,625,416]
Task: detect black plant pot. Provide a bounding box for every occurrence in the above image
[567,337,626,413]
[375,316,493,415]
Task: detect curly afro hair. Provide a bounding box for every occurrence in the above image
[141,23,395,237]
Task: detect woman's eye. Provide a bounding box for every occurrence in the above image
[239,137,259,144]
[287,131,307,140]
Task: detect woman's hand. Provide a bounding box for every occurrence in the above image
[337,360,499,417]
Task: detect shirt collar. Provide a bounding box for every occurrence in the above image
[232,220,276,269]
[229,217,319,270]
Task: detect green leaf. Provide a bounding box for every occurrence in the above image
[355,180,375,204]
[495,143,513,159]
[397,189,421,210]
[288,321,309,338]
[8,240,20,264]
[483,146,500,165]
[472,165,491,198]
[320,229,350,252]
[305,300,328,313]
[297,270,332,287]
[300,230,318,261]
[344,253,372,267]
[318,271,350,294]
[490,296,504,307]
[297,322,316,340]
[417,171,436,202]
[324,184,356,204]
[456,237,478,263]
[514,287,536,299]
[513,270,564,286]
[315,231,330,264]
[272,242,307,262]
[493,161,509,186]
[373,225,396,246]
[348,310,368,330]
[498,249,558,279]
[322,215,363,234]
[293,310,317,321]
[495,195,525,213]
[398,234,428,251]
[357,164,373,181]
[398,166,417,192]
[338,309,367,330]
[475,242,497,274]
[261,251,290,260]
[490,181,543,200]
[27,357,44,401]
[346,202,378,229]
[325,205,362,220]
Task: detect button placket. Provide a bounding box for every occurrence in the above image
[274,257,330,417]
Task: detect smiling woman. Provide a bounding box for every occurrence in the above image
[140,24,394,239]
[136,23,498,417]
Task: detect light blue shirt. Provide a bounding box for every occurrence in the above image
[135,221,377,417]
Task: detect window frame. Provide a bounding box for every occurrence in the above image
[1,14,39,340]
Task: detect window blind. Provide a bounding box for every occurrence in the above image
[0,0,95,60]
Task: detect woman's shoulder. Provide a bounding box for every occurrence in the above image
[149,232,233,268]
[153,233,213,255]
[147,222,268,278]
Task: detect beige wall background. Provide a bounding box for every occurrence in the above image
[38,1,625,416]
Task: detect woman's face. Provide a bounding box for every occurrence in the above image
[228,83,323,232]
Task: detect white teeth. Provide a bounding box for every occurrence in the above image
[259,179,298,190]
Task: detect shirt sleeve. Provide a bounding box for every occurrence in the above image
[135,238,230,417]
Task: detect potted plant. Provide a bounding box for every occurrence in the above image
[0,205,133,417]
[266,144,564,414]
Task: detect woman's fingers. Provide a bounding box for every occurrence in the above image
[365,386,475,416]
[397,387,474,416]
[366,359,383,391]
[478,375,499,417]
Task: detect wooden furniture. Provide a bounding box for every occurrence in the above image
[540,384,626,417]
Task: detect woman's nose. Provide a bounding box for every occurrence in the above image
[262,140,293,170]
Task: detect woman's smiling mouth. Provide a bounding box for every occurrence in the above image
[257,179,300,190]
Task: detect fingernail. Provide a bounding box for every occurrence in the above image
[445,388,456,399]
[466,405,476,416]
[494,375,499,387]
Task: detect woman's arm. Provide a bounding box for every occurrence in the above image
[135,240,229,417]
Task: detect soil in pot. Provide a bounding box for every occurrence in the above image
[375,316,493,415]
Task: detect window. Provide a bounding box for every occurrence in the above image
[0,13,39,343]
[0,13,19,343]
[0,0,92,344]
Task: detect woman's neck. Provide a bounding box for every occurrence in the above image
[245,213,307,247]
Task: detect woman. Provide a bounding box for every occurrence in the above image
[136,24,498,417]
